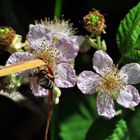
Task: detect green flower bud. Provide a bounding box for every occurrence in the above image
[54,86,61,97]
[53,97,59,104]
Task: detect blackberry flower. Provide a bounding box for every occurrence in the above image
[7,23,79,97]
[77,50,140,118]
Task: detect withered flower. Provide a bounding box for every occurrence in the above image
[0,27,16,47]
[83,10,106,35]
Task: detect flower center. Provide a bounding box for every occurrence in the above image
[38,49,56,69]
[37,46,63,71]
[88,15,99,24]
[97,67,123,98]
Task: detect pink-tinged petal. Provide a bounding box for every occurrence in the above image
[30,37,52,55]
[55,63,76,88]
[28,24,52,50]
[117,85,140,108]
[77,36,91,53]
[6,52,33,76]
[70,35,85,46]
[55,36,79,62]
[119,63,140,85]
[6,52,33,65]
[92,50,113,75]
[30,77,49,97]
[77,71,100,94]
[97,94,115,119]
[28,24,50,40]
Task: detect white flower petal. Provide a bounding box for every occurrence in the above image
[92,50,113,75]
[119,63,140,84]
[76,35,91,53]
[30,77,49,97]
[97,94,115,119]
[6,52,33,76]
[55,63,76,88]
[117,85,140,108]
[77,71,100,94]
[28,24,50,41]
[6,52,33,65]
[28,24,52,50]
[55,35,79,61]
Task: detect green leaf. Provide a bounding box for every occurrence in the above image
[106,119,128,140]
[128,108,140,140]
[85,118,128,140]
[116,2,140,61]
[59,114,92,140]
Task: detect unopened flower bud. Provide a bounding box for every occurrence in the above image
[54,86,61,97]
[53,87,61,104]
[0,27,27,53]
[53,97,59,104]
[9,34,27,53]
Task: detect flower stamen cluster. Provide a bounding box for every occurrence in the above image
[97,66,124,98]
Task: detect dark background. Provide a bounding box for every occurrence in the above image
[0,0,140,140]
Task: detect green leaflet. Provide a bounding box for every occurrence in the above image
[106,119,128,140]
[116,2,140,61]
[85,118,128,140]
[59,114,92,140]
[128,108,140,140]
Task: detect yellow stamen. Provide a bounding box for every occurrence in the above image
[97,66,124,98]
[38,50,56,69]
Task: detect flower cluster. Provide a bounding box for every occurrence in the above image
[4,15,140,119]
[77,50,140,118]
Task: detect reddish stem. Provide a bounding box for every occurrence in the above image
[44,66,54,140]
[44,89,53,140]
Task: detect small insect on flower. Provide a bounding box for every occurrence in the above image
[77,50,140,119]
[37,70,54,90]
[83,9,106,35]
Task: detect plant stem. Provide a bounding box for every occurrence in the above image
[96,35,101,49]
[54,0,63,18]
[44,66,54,140]
[44,89,53,140]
